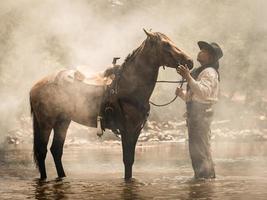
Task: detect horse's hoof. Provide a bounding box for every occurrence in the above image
[58,173,66,179]
[40,175,47,180]
[124,177,137,183]
[37,177,47,183]
[33,177,45,182]
[55,177,65,182]
[124,176,134,182]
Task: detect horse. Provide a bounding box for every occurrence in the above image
[29,29,193,180]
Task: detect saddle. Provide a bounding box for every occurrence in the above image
[97,63,123,136]
[54,69,109,86]
[97,63,151,137]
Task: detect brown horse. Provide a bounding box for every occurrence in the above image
[30,29,193,180]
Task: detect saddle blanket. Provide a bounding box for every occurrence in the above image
[51,69,113,87]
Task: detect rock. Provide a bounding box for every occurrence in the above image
[6,136,20,145]
[148,138,160,142]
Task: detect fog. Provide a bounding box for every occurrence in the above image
[0,0,266,143]
[1,2,267,199]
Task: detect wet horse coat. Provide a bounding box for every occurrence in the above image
[30,30,193,180]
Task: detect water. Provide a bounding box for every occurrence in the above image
[1,142,267,199]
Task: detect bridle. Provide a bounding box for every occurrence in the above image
[148,36,188,107]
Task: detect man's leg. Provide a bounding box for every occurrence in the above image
[188,115,215,179]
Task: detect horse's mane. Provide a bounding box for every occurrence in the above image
[121,40,146,68]
[121,32,169,67]
[102,42,145,77]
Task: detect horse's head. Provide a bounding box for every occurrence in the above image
[143,29,193,70]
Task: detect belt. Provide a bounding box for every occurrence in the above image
[186,101,213,118]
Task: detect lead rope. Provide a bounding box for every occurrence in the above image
[149,66,185,107]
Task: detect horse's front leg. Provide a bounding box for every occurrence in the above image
[119,101,146,180]
[121,130,140,180]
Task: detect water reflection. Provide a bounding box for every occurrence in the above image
[33,178,71,200]
[187,179,215,200]
[1,142,267,199]
[120,179,144,200]
[31,178,147,199]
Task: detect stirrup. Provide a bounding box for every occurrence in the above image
[96,116,104,137]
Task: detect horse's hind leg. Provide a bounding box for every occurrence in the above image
[34,126,52,180]
[50,118,70,178]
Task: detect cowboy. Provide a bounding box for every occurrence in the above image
[176,41,223,179]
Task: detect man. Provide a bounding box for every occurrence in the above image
[176,41,223,179]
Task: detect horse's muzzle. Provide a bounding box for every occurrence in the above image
[186,59,194,70]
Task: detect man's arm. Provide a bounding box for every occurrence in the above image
[177,65,218,99]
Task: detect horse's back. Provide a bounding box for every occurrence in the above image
[30,69,106,127]
[30,70,63,95]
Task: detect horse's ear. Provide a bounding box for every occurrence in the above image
[143,28,154,38]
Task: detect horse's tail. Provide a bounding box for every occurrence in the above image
[30,96,40,169]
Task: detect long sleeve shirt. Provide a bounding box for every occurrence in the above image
[179,67,219,104]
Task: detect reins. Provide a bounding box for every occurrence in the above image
[149,66,186,107]
[155,80,186,84]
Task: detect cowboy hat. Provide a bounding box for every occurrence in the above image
[198,41,223,60]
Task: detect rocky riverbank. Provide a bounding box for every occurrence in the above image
[4,112,267,146]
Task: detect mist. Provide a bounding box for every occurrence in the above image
[1,1,267,199]
[0,0,266,143]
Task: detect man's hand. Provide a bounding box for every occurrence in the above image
[175,87,187,101]
[175,87,184,97]
[176,64,191,81]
